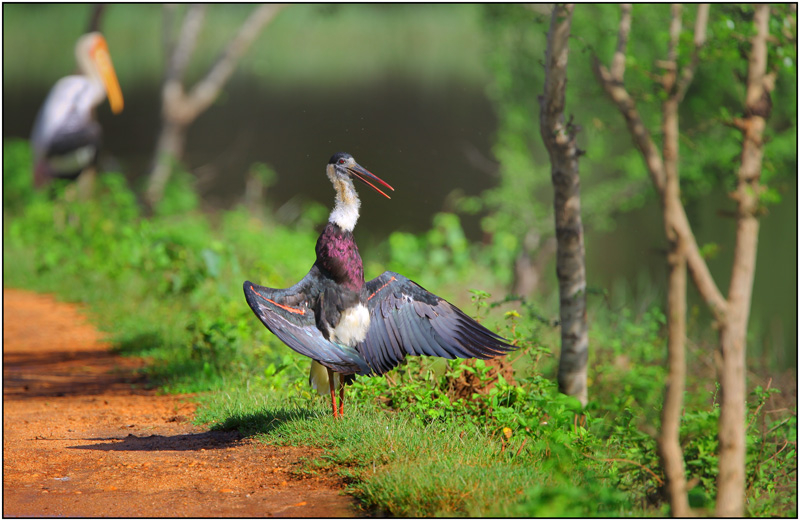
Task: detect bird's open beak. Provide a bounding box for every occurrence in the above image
[347,163,394,199]
[90,36,124,114]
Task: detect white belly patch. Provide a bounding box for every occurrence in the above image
[330,304,370,347]
[48,145,95,173]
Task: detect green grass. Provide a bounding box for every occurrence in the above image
[3,138,796,517]
[197,388,639,517]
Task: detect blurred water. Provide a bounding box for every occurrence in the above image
[5,79,497,241]
[4,79,796,366]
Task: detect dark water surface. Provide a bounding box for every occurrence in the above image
[4,79,796,366]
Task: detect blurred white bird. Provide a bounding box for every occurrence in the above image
[30,32,123,189]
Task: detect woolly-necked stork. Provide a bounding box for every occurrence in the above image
[30,32,124,188]
[244,152,516,417]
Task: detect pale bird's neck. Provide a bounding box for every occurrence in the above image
[76,50,109,107]
[328,177,361,232]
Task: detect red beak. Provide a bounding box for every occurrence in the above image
[347,163,394,199]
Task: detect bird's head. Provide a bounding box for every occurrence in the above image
[326,152,394,199]
[76,32,124,114]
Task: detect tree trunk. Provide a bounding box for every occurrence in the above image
[657,6,691,516]
[539,4,589,406]
[715,5,772,516]
[659,197,690,516]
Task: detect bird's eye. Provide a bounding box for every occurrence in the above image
[338,159,346,165]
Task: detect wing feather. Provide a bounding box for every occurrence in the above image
[243,277,370,374]
[369,311,394,373]
[393,306,426,357]
[412,309,455,359]
[375,309,404,374]
[380,310,405,362]
[431,311,500,357]
[359,272,516,375]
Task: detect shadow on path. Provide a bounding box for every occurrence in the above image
[69,430,243,451]
[214,407,322,436]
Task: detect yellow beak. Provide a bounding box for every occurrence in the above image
[91,36,124,114]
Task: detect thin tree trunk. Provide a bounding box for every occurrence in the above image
[660,196,689,516]
[657,5,692,516]
[539,4,589,406]
[149,120,188,204]
[715,5,772,516]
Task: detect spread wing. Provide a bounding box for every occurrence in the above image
[243,273,369,374]
[357,271,516,375]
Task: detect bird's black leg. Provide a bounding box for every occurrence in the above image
[326,367,339,418]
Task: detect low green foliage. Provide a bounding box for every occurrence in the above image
[3,139,795,516]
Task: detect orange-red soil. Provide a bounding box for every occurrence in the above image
[2,288,358,517]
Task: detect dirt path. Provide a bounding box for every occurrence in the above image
[2,288,358,517]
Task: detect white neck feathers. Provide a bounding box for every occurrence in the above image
[328,172,361,232]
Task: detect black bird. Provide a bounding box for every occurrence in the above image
[30,32,124,189]
[244,152,516,417]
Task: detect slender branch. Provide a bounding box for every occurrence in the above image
[168,4,206,84]
[675,4,710,102]
[162,4,178,76]
[514,438,528,458]
[147,4,285,207]
[762,439,790,464]
[745,378,772,432]
[592,59,666,191]
[162,4,206,124]
[541,4,573,118]
[583,453,664,486]
[185,4,284,120]
[745,5,772,112]
[610,4,632,82]
[666,4,682,70]
[766,417,795,436]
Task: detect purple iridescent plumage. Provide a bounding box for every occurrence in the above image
[315,223,364,293]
